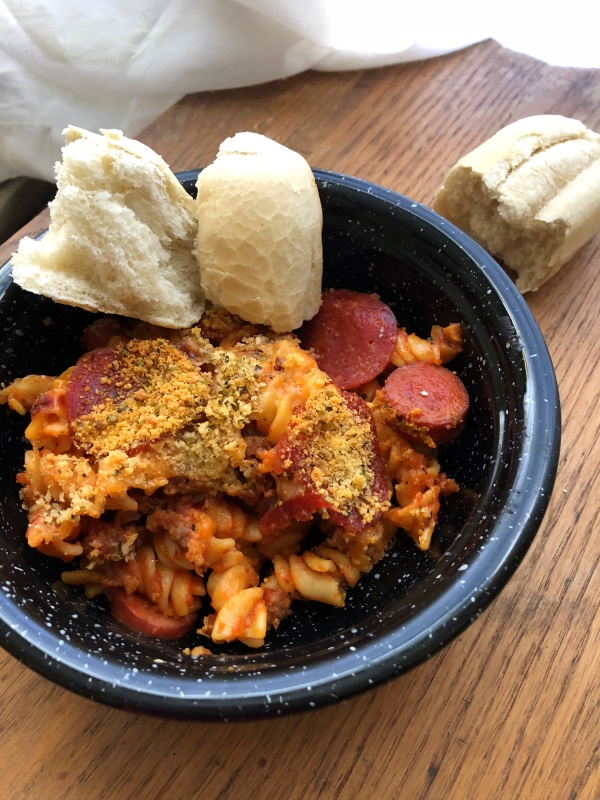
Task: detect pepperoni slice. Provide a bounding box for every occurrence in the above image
[258,492,329,535]
[299,289,397,389]
[107,589,197,639]
[82,316,129,351]
[383,362,469,446]
[260,390,390,532]
[65,346,132,422]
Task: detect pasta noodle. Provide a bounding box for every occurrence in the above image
[0,374,55,415]
[372,400,458,550]
[24,369,73,453]
[253,338,328,444]
[391,323,463,368]
[63,530,206,616]
[1,302,466,649]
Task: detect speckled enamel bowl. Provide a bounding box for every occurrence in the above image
[0,169,560,720]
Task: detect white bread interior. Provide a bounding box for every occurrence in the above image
[433,115,600,293]
[196,132,323,332]
[11,126,204,328]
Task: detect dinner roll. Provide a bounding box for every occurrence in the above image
[11,126,204,328]
[433,115,600,293]
[196,132,323,332]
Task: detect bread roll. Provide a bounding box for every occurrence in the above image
[11,126,204,328]
[433,115,600,293]
[196,132,323,332]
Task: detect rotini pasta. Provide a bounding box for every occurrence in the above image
[24,369,73,453]
[253,338,329,444]
[0,374,55,415]
[372,399,459,550]
[1,295,467,649]
[63,530,205,616]
[391,323,463,368]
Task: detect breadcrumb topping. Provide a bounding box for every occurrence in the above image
[283,384,389,524]
[71,332,269,491]
[72,339,211,455]
[152,337,267,489]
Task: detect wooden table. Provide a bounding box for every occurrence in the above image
[1,40,598,800]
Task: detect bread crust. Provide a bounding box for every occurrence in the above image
[11,126,204,328]
[196,132,323,332]
[433,115,600,293]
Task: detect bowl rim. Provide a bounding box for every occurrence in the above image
[0,168,561,720]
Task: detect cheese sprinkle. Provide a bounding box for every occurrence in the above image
[72,339,211,456]
[281,384,389,524]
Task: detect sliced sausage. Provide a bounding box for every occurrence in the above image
[299,289,397,389]
[258,492,328,536]
[82,316,129,351]
[260,389,391,532]
[65,347,119,422]
[107,589,197,639]
[383,362,469,446]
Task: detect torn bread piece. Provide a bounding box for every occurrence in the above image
[196,132,323,332]
[433,115,600,293]
[11,126,204,328]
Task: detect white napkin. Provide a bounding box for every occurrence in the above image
[0,0,597,183]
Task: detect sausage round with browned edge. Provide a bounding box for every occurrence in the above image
[299,288,397,390]
[107,588,198,639]
[383,362,469,446]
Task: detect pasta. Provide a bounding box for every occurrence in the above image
[0,374,55,416]
[372,400,459,550]
[23,369,73,453]
[391,323,463,368]
[1,298,466,650]
[63,530,206,617]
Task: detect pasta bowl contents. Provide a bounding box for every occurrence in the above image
[0,170,560,719]
[1,294,467,650]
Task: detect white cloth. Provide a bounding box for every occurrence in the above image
[0,0,597,183]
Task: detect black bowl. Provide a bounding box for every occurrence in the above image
[0,169,560,720]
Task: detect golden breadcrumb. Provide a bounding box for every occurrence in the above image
[72,339,211,455]
[282,384,390,524]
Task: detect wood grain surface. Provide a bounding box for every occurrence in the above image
[1,39,598,800]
